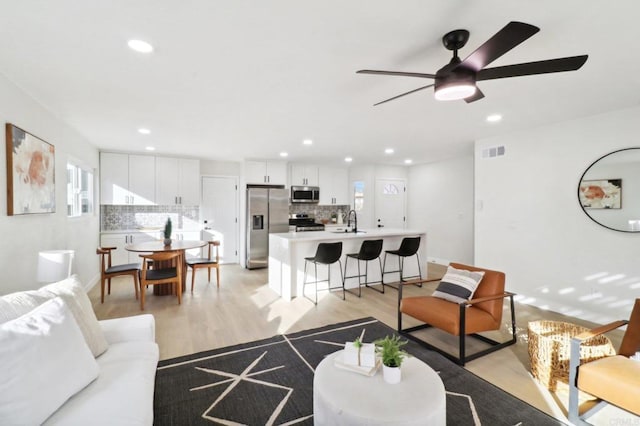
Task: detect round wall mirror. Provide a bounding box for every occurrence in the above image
[578,147,640,232]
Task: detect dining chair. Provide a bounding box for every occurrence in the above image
[186,240,221,292]
[96,247,140,303]
[138,251,182,310]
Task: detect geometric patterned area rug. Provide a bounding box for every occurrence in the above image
[154,317,563,425]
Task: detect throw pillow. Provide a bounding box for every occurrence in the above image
[432,266,485,304]
[39,275,109,357]
[0,297,99,425]
[0,289,50,324]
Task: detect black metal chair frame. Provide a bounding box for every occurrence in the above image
[382,237,422,291]
[343,239,384,297]
[303,242,344,304]
[397,282,517,366]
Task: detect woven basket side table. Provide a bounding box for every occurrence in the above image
[527,320,616,391]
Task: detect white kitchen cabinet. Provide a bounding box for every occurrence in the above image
[170,230,202,259]
[319,166,349,205]
[155,157,201,205]
[290,164,319,186]
[100,231,160,264]
[245,160,287,185]
[100,153,155,205]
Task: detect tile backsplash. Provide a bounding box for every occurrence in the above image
[289,204,351,222]
[101,205,200,230]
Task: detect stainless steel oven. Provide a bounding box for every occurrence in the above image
[291,186,320,203]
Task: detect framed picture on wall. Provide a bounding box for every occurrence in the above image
[578,179,621,209]
[5,123,56,215]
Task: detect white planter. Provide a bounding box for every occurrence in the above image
[382,364,401,384]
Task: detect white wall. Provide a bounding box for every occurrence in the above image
[475,106,640,323]
[0,74,99,294]
[408,155,474,265]
[200,159,241,176]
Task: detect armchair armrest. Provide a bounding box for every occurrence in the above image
[99,314,156,345]
[465,291,515,306]
[573,320,628,342]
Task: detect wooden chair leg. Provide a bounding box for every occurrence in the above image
[208,267,211,283]
[108,278,112,295]
[133,272,140,300]
[191,266,196,293]
[100,277,105,303]
[140,285,145,310]
[177,279,182,305]
[216,266,220,288]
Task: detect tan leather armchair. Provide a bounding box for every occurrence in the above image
[568,298,640,424]
[398,262,516,366]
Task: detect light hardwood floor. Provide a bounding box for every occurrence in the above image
[90,263,635,425]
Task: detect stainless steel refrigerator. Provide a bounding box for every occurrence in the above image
[246,186,289,269]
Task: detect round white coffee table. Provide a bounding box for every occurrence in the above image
[314,350,446,425]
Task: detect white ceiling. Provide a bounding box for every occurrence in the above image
[1,1,639,166]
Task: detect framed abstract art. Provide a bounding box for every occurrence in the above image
[5,123,56,215]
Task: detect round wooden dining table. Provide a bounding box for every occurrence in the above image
[125,240,207,295]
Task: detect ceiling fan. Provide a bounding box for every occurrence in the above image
[357,21,588,105]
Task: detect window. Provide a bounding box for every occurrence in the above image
[353,181,364,212]
[67,162,94,217]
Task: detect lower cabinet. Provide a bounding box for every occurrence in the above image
[171,231,202,259]
[100,232,161,264]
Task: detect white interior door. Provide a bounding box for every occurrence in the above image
[374,179,406,229]
[201,176,239,263]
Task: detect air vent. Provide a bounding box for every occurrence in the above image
[481,145,506,159]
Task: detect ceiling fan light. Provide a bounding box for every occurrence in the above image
[435,83,476,101]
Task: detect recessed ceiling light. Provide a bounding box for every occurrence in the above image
[138,128,151,135]
[345,157,353,163]
[145,146,155,151]
[385,148,394,154]
[404,159,413,164]
[303,139,313,146]
[486,114,502,123]
[127,39,154,53]
[280,152,288,157]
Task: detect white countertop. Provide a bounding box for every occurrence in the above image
[270,228,426,242]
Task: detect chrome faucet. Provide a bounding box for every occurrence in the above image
[346,209,358,233]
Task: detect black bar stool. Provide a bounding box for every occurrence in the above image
[382,236,422,290]
[343,239,384,296]
[303,242,344,304]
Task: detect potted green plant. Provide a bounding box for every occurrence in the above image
[163,217,172,246]
[375,334,409,384]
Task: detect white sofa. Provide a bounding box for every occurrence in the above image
[0,276,159,425]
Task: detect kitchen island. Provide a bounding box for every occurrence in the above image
[268,228,427,301]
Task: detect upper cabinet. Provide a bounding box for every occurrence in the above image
[245,160,287,185]
[155,157,201,205]
[318,166,349,205]
[101,153,155,205]
[290,164,319,186]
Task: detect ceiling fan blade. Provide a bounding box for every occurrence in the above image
[373,84,434,106]
[464,88,485,103]
[357,70,436,79]
[459,21,540,71]
[476,55,588,81]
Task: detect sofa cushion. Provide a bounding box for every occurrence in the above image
[0,297,99,425]
[39,275,109,357]
[43,340,160,425]
[432,265,484,303]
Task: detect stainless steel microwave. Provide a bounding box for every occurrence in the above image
[291,186,320,203]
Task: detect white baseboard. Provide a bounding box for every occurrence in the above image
[427,256,449,266]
